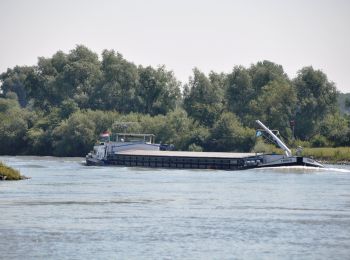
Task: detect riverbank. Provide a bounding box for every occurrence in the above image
[254,144,350,164]
[301,147,350,164]
[0,161,26,180]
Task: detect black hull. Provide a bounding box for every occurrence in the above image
[256,156,323,169]
[86,155,323,170]
[86,157,105,166]
[257,162,321,168]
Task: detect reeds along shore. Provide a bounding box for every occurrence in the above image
[0,162,24,180]
[253,142,350,164]
[301,147,350,164]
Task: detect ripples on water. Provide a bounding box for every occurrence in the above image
[1,156,350,259]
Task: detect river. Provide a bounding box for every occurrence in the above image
[1,156,350,259]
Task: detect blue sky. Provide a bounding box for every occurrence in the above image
[1,0,349,92]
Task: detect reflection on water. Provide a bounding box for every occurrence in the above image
[1,156,350,259]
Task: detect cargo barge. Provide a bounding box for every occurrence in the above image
[86,120,324,170]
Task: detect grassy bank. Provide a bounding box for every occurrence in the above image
[0,162,23,180]
[301,147,350,163]
[253,141,350,163]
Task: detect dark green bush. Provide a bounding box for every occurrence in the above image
[0,162,22,180]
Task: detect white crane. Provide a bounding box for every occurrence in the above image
[256,120,292,157]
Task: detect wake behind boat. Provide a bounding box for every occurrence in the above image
[86,120,324,170]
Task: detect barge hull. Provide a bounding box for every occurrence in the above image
[104,150,257,170]
[86,150,322,170]
[106,154,245,170]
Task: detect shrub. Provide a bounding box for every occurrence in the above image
[252,140,281,154]
[0,162,22,180]
[188,143,203,152]
[310,134,330,147]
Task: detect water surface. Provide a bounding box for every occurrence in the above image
[1,156,350,259]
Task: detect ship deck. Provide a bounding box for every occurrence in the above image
[118,150,257,159]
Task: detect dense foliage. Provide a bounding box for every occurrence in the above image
[0,45,349,156]
[338,93,350,115]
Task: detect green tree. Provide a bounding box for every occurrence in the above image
[345,98,350,109]
[163,108,196,149]
[136,65,181,115]
[294,66,338,139]
[59,99,79,119]
[209,112,255,152]
[183,68,223,127]
[24,55,65,109]
[225,66,254,120]
[0,66,34,107]
[247,80,297,137]
[249,60,289,93]
[98,50,138,112]
[225,61,290,126]
[63,45,102,108]
[23,46,101,110]
[319,113,349,146]
[25,108,64,155]
[84,110,120,135]
[26,127,52,155]
[0,98,28,154]
[52,111,96,156]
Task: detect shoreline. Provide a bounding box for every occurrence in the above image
[318,160,350,165]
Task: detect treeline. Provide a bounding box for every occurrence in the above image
[0,45,348,156]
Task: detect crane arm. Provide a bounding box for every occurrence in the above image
[256,120,292,157]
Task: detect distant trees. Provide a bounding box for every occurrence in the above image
[0,66,33,107]
[183,68,224,127]
[52,111,96,156]
[225,66,254,119]
[338,93,350,114]
[208,112,255,152]
[98,49,138,112]
[0,46,348,156]
[293,67,338,139]
[0,45,181,115]
[136,65,181,115]
[0,99,29,154]
[223,61,296,135]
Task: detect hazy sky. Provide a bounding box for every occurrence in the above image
[1,0,349,92]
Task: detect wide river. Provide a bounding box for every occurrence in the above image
[1,156,350,259]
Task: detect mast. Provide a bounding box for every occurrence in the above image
[256,120,292,157]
